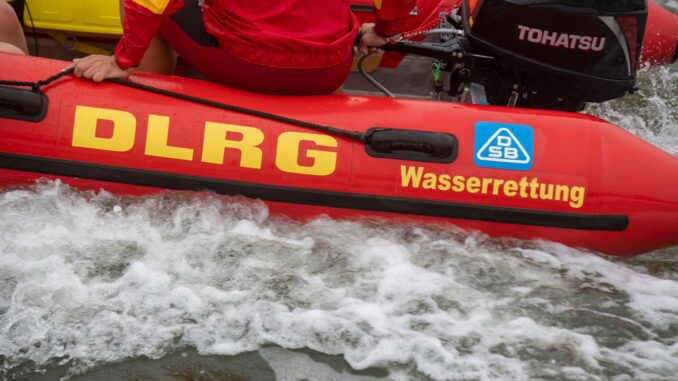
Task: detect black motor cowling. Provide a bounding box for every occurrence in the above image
[462,0,648,110]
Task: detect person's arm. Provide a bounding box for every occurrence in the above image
[73,0,184,82]
[114,0,184,70]
[358,0,416,56]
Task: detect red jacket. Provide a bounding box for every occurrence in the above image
[115,0,415,70]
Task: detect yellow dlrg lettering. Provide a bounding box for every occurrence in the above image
[201,122,264,169]
[72,105,135,152]
[401,166,423,188]
[466,177,481,193]
[145,114,194,161]
[276,132,337,176]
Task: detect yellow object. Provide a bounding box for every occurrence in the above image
[45,30,113,55]
[131,0,171,15]
[23,0,122,36]
[351,52,383,73]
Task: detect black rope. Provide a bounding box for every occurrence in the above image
[0,66,366,143]
[108,77,366,143]
[0,67,74,93]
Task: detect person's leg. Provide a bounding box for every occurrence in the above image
[118,0,177,74]
[0,1,27,54]
[137,34,178,74]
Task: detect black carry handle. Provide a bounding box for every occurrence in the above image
[364,127,458,163]
[0,86,48,122]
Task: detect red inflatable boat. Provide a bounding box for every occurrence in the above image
[0,53,677,257]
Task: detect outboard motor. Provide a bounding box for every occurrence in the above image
[359,0,649,111]
[458,0,648,110]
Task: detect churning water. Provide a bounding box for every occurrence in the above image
[2,5,677,381]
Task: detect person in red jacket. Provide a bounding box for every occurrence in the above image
[73,0,414,95]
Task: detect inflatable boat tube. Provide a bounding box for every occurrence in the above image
[0,54,677,257]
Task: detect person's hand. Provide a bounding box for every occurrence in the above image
[358,23,388,56]
[72,55,130,82]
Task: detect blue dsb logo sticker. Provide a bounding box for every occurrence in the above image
[474,122,534,171]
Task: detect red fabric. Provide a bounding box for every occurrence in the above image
[115,1,184,70]
[159,19,353,94]
[202,0,358,69]
[374,0,417,36]
[115,0,412,71]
